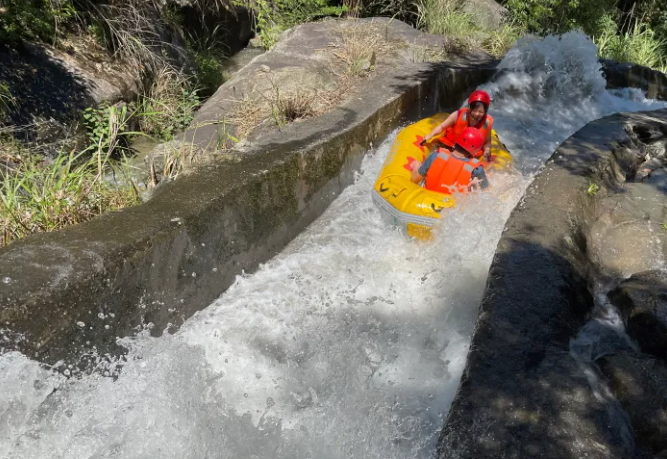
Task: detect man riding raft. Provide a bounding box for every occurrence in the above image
[411,90,494,193]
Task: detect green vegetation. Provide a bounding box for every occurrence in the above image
[0,67,204,246]
[0,148,140,247]
[504,0,667,71]
[588,182,599,195]
[137,69,201,141]
[0,83,16,123]
[596,19,667,71]
[243,0,348,49]
[0,0,76,45]
[0,104,142,248]
[416,0,522,57]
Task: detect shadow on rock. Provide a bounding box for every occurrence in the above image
[437,239,636,459]
[0,44,93,139]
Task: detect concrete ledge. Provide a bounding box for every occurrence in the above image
[0,59,497,365]
[437,109,667,458]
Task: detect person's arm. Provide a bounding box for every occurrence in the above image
[482,129,492,161]
[411,161,424,183]
[469,166,490,190]
[411,152,437,183]
[422,112,458,143]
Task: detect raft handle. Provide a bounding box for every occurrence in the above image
[431,203,443,214]
[379,183,389,192]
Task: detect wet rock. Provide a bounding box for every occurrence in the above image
[587,195,666,278]
[645,167,667,192]
[439,351,636,458]
[612,141,645,179]
[602,59,667,100]
[608,271,667,358]
[598,352,667,455]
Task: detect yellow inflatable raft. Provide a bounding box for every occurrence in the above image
[372,113,513,241]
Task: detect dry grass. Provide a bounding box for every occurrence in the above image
[228,78,354,141]
[86,0,178,79]
[409,44,448,62]
[331,21,401,77]
[224,20,408,141]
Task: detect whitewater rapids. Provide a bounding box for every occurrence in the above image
[0,32,664,459]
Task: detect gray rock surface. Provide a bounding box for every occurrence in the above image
[608,271,667,358]
[598,352,667,455]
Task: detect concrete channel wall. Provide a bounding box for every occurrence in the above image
[438,64,667,458]
[0,60,497,364]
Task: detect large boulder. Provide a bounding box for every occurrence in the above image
[587,116,667,279]
[0,41,139,138]
[598,352,667,455]
[608,271,667,359]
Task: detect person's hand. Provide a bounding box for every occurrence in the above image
[420,135,431,146]
[411,160,422,172]
[484,150,492,162]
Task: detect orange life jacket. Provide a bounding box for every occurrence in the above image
[440,109,493,154]
[424,148,483,193]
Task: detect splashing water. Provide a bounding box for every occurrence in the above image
[1,33,665,459]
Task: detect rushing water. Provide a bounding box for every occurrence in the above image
[1,33,665,459]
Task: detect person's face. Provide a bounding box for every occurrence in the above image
[468,102,487,126]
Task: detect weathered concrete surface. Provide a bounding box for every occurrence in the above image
[0,50,497,364]
[438,109,667,459]
[599,352,667,456]
[608,271,667,358]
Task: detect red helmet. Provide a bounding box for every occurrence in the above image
[468,90,491,108]
[455,127,485,155]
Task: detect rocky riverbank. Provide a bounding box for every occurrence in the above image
[439,107,667,458]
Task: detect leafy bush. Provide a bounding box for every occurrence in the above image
[82,103,137,159]
[501,0,667,72]
[504,0,618,37]
[0,0,76,45]
[596,19,667,71]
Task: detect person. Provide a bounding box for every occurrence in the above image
[411,127,490,193]
[421,90,493,161]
